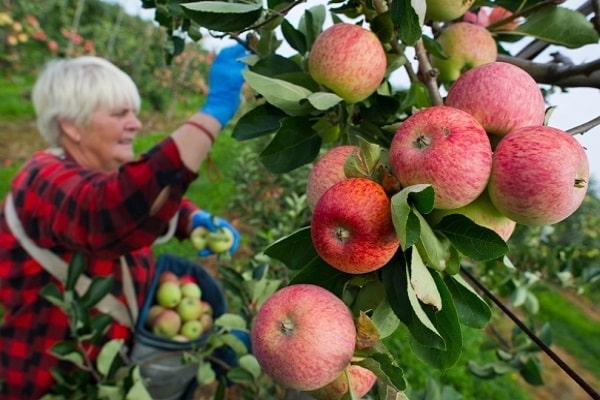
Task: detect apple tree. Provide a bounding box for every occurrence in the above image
[141,0,600,397]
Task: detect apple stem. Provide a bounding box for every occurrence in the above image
[414,134,431,149]
[574,178,587,188]
[279,319,295,335]
[334,226,351,243]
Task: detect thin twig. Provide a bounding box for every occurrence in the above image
[460,267,600,400]
[413,39,443,106]
[567,115,600,136]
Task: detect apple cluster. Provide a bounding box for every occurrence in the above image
[189,226,235,254]
[145,271,214,341]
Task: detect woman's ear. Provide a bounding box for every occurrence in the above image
[58,118,82,143]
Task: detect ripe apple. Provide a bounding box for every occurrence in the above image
[180,320,204,340]
[156,281,182,308]
[488,7,520,30]
[207,227,235,253]
[308,23,386,103]
[306,145,357,211]
[145,304,166,328]
[425,0,475,21]
[179,274,197,285]
[251,284,357,391]
[427,190,516,241]
[311,178,400,274]
[172,334,190,342]
[199,313,214,333]
[389,105,492,209]
[152,309,182,338]
[158,271,179,285]
[190,226,210,251]
[488,125,589,226]
[431,22,497,83]
[309,364,377,400]
[180,282,202,299]
[445,61,546,136]
[177,296,203,322]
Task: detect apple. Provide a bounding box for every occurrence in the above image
[179,274,197,285]
[145,304,166,328]
[488,7,520,30]
[308,23,386,103]
[445,61,546,136]
[155,281,182,308]
[190,226,210,251]
[251,284,357,391]
[152,309,182,338]
[176,296,203,322]
[309,364,377,400]
[427,190,516,241]
[180,282,202,299]
[199,313,214,333]
[488,125,589,226]
[389,105,492,209]
[306,145,357,211]
[311,178,399,274]
[172,334,190,342]
[180,320,204,340]
[431,22,497,83]
[207,227,235,253]
[199,300,213,316]
[158,271,179,285]
[425,0,475,22]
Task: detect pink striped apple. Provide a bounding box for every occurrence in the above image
[488,125,589,226]
[445,62,546,136]
[311,178,400,274]
[251,284,357,391]
[309,364,377,399]
[309,23,386,103]
[389,105,492,209]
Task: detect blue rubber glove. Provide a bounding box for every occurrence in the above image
[200,43,248,127]
[192,210,240,257]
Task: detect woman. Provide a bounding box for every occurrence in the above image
[0,44,247,399]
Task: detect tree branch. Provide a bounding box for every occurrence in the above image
[497,54,600,88]
[414,39,443,105]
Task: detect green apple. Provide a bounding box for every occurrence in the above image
[156,281,182,308]
[172,334,190,342]
[152,309,182,338]
[181,282,202,299]
[180,320,204,340]
[190,226,210,251]
[176,296,203,322]
[207,227,235,254]
[425,0,475,21]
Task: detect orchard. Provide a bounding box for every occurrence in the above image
[2,0,600,399]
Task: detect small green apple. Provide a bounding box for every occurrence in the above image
[181,282,202,299]
[207,227,235,254]
[177,296,203,322]
[180,320,204,340]
[190,226,210,251]
[156,281,182,308]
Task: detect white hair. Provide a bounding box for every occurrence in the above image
[32,56,141,146]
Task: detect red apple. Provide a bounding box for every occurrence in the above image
[427,190,516,241]
[309,364,377,400]
[309,23,386,103]
[152,309,182,338]
[389,105,492,209]
[158,271,179,285]
[145,304,166,329]
[431,22,497,83]
[426,0,475,21]
[306,145,357,211]
[488,125,589,226]
[445,62,546,136]
[251,284,357,391]
[179,274,197,285]
[311,178,400,274]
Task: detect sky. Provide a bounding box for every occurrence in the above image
[109,1,600,181]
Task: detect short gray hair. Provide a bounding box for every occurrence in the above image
[32,56,141,146]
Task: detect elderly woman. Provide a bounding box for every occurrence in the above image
[0,44,246,399]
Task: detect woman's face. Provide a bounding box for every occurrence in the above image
[75,105,142,172]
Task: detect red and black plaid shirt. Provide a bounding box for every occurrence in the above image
[0,137,200,399]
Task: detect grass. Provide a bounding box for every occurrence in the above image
[0,75,36,120]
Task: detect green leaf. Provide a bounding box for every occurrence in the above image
[371,298,401,339]
[259,116,322,173]
[391,185,433,249]
[242,70,313,116]
[520,357,544,386]
[409,250,442,310]
[197,361,217,386]
[467,360,513,379]
[289,258,352,298]
[238,354,262,379]
[409,271,463,370]
[214,313,248,331]
[436,214,509,261]
[39,283,66,309]
[389,0,423,45]
[355,352,406,391]
[89,313,114,341]
[66,252,86,292]
[444,274,491,329]
[181,2,263,32]
[414,210,449,272]
[264,227,320,270]
[399,81,431,111]
[301,5,326,49]
[232,103,286,141]
[97,339,125,377]
[514,7,599,48]
[48,341,86,369]
[306,92,344,110]
[281,18,307,54]
[250,53,303,77]
[227,366,256,385]
[80,276,114,309]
